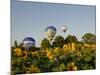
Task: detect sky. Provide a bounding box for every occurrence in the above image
[11,0,96,47]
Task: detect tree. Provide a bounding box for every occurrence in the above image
[30,46,40,51]
[65,35,78,43]
[52,35,65,47]
[82,33,96,44]
[14,40,18,48]
[41,38,51,49]
[72,35,78,42]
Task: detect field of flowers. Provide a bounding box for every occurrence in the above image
[11,42,96,75]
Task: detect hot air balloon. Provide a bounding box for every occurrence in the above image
[45,26,57,41]
[22,37,35,50]
[61,25,67,33]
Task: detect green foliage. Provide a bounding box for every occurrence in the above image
[14,40,18,47]
[65,35,78,43]
[11,33,96,74]
[52,63,65,71]
[59,63,66,71]
[19,43,23,49]
[11,45,96,74]
[41,38,51,49]
[82,33,96,44]
[30,46,40,51]
[53,35,65,47]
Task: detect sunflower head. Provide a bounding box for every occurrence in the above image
[54,47,60,55]
[29,65,40,73]
[32,51,38,57]
[22,51,28,59]
[66,62,78,71]
[63,44,69,53]
[47,51,54,60]
[14,48,22,56]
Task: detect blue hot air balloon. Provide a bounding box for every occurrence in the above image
[45,26,57,41]
[22,37,35,50]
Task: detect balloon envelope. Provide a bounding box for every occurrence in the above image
[22,37,35,49]
[62,25,67,32]
[45,26,56,41]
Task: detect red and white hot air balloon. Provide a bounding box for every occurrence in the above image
[61,25,67,33]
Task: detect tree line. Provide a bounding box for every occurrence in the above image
[13,33,96,50]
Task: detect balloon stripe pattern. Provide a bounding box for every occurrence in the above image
[22,37,35,50]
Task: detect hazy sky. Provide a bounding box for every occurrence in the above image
[11,0,96,46]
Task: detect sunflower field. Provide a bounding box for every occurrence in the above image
[11,42,96,75]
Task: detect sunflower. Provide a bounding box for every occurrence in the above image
[32,51,38,57]
[22,51,28,59]
[54,47,60,55]
[71,43,76,51]
[14,48,22,56]
[66,62,78,71]
[46,51,54,60]
[63,44,68,50]
[29,65,40,73]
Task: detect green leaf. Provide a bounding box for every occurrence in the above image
[84,56,91,62]
[81,64,93,70]
[59,63,65,71]
[52,67,59,72]
[16,57,22,63]
[81,64,89,70]
[32,59,39,65]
